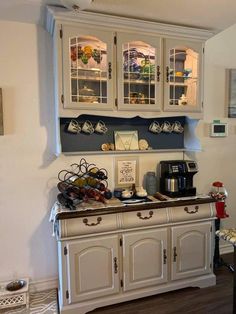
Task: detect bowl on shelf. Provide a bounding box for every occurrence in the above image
[79,86,98,103]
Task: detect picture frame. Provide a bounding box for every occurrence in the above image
[114,156,139,187]
[0,88,3,135]
[226,69,236,117]
[114,130,139,151]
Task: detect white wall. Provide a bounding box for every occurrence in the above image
[0,19,235,286]
[194,24,236,231]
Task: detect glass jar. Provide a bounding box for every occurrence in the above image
[146,172,157,196]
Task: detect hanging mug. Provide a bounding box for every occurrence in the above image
[161,121,173,133]
[172,121,184,133]
[94,120,108,134]
[67,119,81,134]
[149,121,162,134]
[81,120,94,134]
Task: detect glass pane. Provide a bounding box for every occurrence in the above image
[70,36,107,104]
[123,41,156,106]
[168,47,198,107]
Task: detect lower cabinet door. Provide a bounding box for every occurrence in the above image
[171,221,212,281]
[66,235,120,303]
[122,228,168,291]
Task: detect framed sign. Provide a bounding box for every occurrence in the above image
[114,130,139,151]
[115,156,139,187]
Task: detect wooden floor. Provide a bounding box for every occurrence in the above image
[89,253,234,314]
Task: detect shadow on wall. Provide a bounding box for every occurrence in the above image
[29,185,58,280]
[37,24,58,168]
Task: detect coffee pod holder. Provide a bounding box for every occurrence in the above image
[0,278,29,310]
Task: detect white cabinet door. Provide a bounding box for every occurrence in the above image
[65,235,120,303]
[122,228,168,291]
[163,38,203,113]
[171,221,212,281]
[116,32,162,112]
[61,25,115,111]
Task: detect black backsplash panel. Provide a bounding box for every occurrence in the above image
[60,115,186,153]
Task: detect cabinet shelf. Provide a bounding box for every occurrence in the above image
[59,115,201,155]
[63,148,193,156]
[169,76,197,80]
[71,76,107,82]
[124,79,155,85]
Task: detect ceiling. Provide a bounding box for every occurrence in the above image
[1,0,236,34]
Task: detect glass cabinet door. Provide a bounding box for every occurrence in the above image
[164,39,203,112]
[117,33,162,111]
[62,26,114,110]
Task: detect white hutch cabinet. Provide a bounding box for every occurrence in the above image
[45,5,213,118]
[44,6,213,155]
[54,200,216,314]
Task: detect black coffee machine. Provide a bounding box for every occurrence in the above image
[159,160,198,197]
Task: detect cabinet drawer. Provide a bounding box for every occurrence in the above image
[122,208,169,229]
[169,203,214,222]
[58,214,118,238]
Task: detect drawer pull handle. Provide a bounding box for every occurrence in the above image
[108,62,112,79]
[137,211,153,220]
[173,246,177,262]
[157,65,161,81]
[83,217,102,226]
[163,249,167,264]
[184,206,198,214]
[114,257,118,273]
[166,66,170,82]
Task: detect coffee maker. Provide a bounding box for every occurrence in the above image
[159,160,198,197]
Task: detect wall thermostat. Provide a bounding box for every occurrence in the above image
[210,121,228,137]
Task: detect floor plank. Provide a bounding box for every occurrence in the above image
[89,253,234,314]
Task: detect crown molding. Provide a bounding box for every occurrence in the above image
[45,5,214,41]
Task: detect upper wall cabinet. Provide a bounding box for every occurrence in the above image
[45,6,213,119]
[116,33,162,112]
[163,39,203,113]
[62,26,115,111]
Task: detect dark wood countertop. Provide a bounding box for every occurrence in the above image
[56,197,216,220]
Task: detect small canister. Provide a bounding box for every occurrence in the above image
[146,172,157,196]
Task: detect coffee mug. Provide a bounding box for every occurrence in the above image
[67,119,81,134]
[81,120,94,134]
[162,121,173,133]
[172,121,184,133]
[149,121,162,134]
[95,120,108,134]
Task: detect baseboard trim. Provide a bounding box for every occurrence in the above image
[220,243,234,255]
[29,277,58,292]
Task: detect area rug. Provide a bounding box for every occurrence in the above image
[0,289,58,313]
